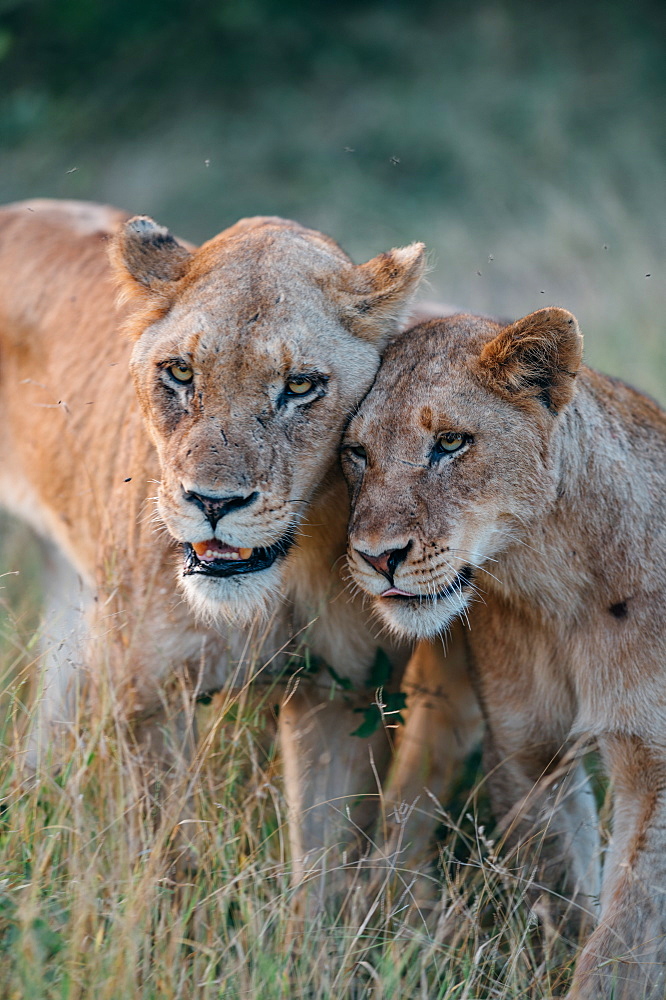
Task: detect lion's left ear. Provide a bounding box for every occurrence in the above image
[476,308,583,415]
[335,243,427,344]
[109,215,193,304]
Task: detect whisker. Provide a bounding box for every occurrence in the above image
[447,546,499,565]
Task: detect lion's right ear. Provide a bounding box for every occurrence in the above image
[476,307,583,415]
[109,216,192,304]
[334,243,427,346]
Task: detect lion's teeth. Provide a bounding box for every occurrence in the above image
[191,541,253,562]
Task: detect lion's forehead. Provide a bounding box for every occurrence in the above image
[174,252,335,326]
[164,292,347,368]
[355,369,483,442]
[354,317,522,444]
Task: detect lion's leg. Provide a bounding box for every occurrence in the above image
[485,729,600,942]
[25,560,201,870]
[25,544,91,771]
[72,586,205,871]
[377,628,482,900]
[125,702,200,871]
[470,620,601,942]
[567,733,666,1000]
[277,682,393,908]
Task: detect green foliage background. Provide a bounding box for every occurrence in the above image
[0,0,664,394]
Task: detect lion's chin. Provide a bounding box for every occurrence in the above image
[180,561,285,627]
[373,589,472,640]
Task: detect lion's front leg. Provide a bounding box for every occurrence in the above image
[24,545,90,772]
[469,619,601,945]
[80,594,204,871]
[567,733,666,1000]
[486,731,600,945]
[125,701,200,871]
[377,628,482,908]
[277,681,394,910]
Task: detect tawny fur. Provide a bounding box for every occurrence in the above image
[0,200,480,899]
[343,310,666,998]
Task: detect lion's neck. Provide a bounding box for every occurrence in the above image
[490,368,666,621]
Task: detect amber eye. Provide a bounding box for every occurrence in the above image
[168,363,194,384]
[286,376,314,396]
[433,432,469,458]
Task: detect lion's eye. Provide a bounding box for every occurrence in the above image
[433,432,470,457]
[345,444,367,461]
[168,363,194,384]
[286,377,314,396]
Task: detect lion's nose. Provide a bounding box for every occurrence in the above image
[183,489,258,529]
[355,542,412,584]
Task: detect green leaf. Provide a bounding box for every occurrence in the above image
[351,690,408,738]
[351,704,382,738]
[382,691,407,720]
[368,647,393,687]
[325,663,353,691]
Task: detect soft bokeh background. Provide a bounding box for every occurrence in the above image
[1,0,664,393]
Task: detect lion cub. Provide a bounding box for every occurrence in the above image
[341,308,666,999]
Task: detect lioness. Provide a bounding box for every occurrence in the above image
[0,200,480,894]
[342,309,666,998]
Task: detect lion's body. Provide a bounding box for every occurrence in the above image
[0,200,480,892]
[343,311,666,998]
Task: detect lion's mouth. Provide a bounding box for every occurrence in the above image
[380,565,474,601]
[182,531,295,578]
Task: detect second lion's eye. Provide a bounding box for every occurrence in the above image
[343,443,367,461]
[168,363,194,384]
[286,376,314,396]
[432,432,471,459]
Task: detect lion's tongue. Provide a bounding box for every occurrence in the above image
[192,540,253,563]
[381,586,417,597]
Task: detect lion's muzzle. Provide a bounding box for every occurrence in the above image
[182,527,296,579]
[183,488,258,529]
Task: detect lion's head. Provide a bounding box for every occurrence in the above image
[342,309,583,638]
[110,214,425,623]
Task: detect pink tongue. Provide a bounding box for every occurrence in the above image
[193,539,237,562]
[381,587,417,598]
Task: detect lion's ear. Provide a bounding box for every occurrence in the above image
[476,308,583,415]
[335,243,427,344]
[109,216,192,303]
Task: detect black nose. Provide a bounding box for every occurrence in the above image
[356,542,412,584]
[184,490,258,529]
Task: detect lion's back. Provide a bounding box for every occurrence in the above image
[0,200,150,572]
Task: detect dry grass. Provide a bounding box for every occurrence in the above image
[0,527,601,1000]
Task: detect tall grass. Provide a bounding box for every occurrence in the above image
[0,521,607,999]
[0,679,579,997]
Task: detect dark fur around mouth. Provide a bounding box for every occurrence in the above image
[182,529,295,578]
[382,565,474,602]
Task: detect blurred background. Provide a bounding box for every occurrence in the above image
[1,0,664,394]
